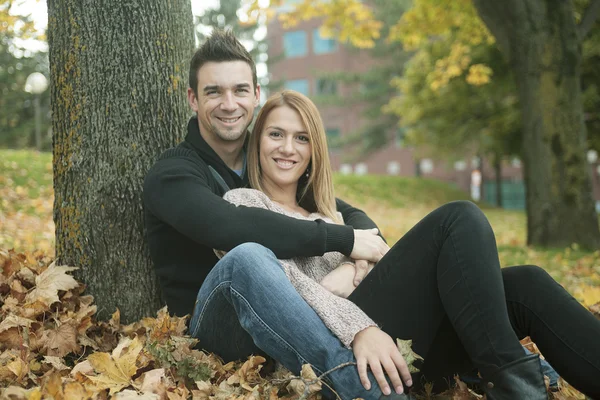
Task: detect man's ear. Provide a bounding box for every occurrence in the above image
[187,87,199,112]
[254,84,261,106]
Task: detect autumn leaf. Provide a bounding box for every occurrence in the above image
[41,319,80,357]
[24,262,79,306]
[85,336,144,395]
[396,338,424,373]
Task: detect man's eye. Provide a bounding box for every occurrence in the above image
[206,90,217,95]
[236,88,249,93]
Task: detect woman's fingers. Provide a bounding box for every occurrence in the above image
[368,358,391,396]
[381,358,404,394]
[391,350,413,387]
[357,357,371,390]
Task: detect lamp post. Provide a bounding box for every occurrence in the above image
[25,72,48,151]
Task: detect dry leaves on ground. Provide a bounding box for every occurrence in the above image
[1,249,596,400]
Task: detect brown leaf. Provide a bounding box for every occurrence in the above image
[139,368,169,398]
[41,320,80,357]
[24,262,79,307]
[590,302,600,320]
[40,371,64,400]
[42,356,70,371]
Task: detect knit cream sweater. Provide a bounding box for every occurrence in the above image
[214,188,377,348]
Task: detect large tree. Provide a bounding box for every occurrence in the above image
[47,0,194,322]
[471,0,600,248]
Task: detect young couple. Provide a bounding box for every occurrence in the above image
[143,30,600,400]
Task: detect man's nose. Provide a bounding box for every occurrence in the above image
[220,91,236,111]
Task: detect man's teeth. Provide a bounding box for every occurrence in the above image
[220,117,240,123]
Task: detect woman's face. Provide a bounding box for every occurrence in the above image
[259,105,312,192]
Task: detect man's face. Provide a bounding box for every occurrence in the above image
[188,61,260,145]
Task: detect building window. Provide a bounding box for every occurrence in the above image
[285,79,310,96]
[283,31,307,58]
[313,29,337,54]
[317,78,337,95]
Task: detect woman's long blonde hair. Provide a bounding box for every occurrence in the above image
[247,90,340,223]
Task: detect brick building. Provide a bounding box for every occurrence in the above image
[265,9,600,210]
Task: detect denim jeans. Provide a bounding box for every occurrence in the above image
[190,202,600,399]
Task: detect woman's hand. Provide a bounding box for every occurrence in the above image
[320,263,356,298]
[353,259,375,286]
[352,326,413,396]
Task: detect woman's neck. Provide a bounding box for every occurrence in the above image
[262,180,308,216]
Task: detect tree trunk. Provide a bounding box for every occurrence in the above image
[48,0,194,322]
[473,0,600,249]
[494,156,503,208]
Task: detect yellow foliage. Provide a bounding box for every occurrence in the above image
[466,63,493,86]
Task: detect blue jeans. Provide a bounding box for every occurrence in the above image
[188,243,383,400]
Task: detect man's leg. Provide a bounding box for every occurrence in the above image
[188,243,385,400]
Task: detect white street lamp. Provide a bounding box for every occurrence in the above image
[25,72,48,150]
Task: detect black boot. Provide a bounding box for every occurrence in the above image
[482,354,549,400]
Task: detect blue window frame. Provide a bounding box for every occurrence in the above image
[285,79,310,96]
[283,31,308,58]
[313,29,337,54]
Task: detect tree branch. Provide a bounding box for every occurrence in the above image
[578,0,600,39]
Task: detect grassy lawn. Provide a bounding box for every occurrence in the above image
[1,148,599,306]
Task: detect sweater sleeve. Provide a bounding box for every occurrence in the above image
[143,155,354,258]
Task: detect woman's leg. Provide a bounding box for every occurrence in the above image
[503,265,600,398]
[348,201,527,381]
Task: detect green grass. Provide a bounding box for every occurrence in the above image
[0,149,52,200]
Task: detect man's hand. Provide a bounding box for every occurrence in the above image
[352,327,413,396]
[353,259,374,286]
[351,229,389,263]
[320,263,356,298]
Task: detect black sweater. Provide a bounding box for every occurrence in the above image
[143,117,380,317]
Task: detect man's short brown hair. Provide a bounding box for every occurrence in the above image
[189,30,257,95]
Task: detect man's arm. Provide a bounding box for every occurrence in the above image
[336,198,386,243]
[144,156,354,259]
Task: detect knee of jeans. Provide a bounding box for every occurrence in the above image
[503,265,552,293]
[227,243,282,276]
[440,200,485,222]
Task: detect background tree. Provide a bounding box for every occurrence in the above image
[48,0,194,322]
[0,0,50,150]
[471,0,600,248]
[255,0,600,248]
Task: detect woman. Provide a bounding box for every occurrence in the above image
[212,90,600,400]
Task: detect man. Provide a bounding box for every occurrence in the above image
[143,30,404,400]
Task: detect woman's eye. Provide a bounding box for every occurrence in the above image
[297,135,309,142]
[269,131,283,138]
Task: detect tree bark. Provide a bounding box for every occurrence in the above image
[48,0,194,322]
[494,156,503,208]
[474,0,600,249]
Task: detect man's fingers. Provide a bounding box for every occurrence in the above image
[391,351,413,387]
[369,359,391,396]
[357,357,370,390]
[381,358,404,395]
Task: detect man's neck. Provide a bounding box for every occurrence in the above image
[198,126,246,171]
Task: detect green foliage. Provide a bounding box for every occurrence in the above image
[147,338,213,384]
[389,34,521,162]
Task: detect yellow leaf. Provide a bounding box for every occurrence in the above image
[86,336,144,395]
[25,262,79,306]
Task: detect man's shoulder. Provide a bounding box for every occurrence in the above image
[149,142,208,172]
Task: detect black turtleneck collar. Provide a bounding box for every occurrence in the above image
[184,116,249,190]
